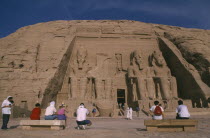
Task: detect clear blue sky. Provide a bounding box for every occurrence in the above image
[0,0,210,38]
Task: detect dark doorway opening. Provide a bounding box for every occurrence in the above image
[117,89,125,104]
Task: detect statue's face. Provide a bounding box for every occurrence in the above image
[154,54,164,67]
[77,55,86,69]
[134,55,141,66]
[77,47,87,70]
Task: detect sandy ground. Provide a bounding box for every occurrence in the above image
[0,116,210,138]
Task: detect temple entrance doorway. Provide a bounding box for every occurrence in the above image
[117,89,126,106]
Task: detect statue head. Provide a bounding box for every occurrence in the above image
[131,50,143,70]
[152,51,165,67]
[77,46,87,70]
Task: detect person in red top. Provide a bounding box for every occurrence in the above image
[30,103,41,120]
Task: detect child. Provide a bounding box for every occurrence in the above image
[92,108,97,117]
[30,103,41,120]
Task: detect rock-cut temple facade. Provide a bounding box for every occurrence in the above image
[0,20,210,117]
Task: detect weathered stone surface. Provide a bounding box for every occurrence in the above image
[144,119,198,132]
[20,120,65,130]
[0,20,209,117]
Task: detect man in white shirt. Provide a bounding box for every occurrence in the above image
[76,103,92,129]
[149,101,164,120]
[1,96,14,130]
[176,100,190,119]
[44,101,57,120]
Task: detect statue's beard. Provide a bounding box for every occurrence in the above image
[78,60,85,70]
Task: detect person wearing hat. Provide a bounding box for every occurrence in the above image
[57,103,68,126]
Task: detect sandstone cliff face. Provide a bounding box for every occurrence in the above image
[0,20,209,115]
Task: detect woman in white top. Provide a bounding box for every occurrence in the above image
[44,101,57,120]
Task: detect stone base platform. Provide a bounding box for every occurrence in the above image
[144,119,198,132]
[20,120,65,130]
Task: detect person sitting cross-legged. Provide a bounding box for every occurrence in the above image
[76,103,92,130]
[176,100,190,119]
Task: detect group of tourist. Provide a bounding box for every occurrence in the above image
[149,100,190,120]
[30,101,91,129]
[1,95,190,130]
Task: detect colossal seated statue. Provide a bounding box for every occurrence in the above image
[87,55,113,101]
[69,46,91,99]
[128,50,155,100]
[150,51,178,100]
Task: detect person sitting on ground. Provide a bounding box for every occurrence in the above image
[149,101,164,120]
[176,100,190,119]
[44,101,57,120]
[92,108,97,117]
[76,103,92,130]
[30,103,41,120]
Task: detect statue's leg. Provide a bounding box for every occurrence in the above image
[159,77,171,100]
[70,77,77,98]
[137,77,146,100]
[146,78,155,100]
[105,78,112,100]
[170,77,178,98]
[80,78,88,99]
[95,78,103,99]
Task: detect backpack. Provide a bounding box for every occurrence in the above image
[154,106,162,116]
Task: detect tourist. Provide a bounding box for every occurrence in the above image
[44,101,57,120]
[1,96,14,130]
[126,107,133,120]
[92,108,97,117]
[136,106,140,117]
[57,104,68,120]
[30,103,41,120]
[176,100,190,119]
[76,103,92,130]
[150,101,164,120]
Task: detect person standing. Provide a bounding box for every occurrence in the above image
[149,101,164,120]
[30,103,41,120]
[126,107,133,120]
[1,96,14,130]
[176,100,190,119]
[44,101,57,120]
[76,103,92,130]
[136,106,140,117]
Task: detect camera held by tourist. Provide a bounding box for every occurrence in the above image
[44,101,57,120]
[176,100,190,119]
[30,103,41,120]
[149,101,164,120]
[1,96,14,130]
